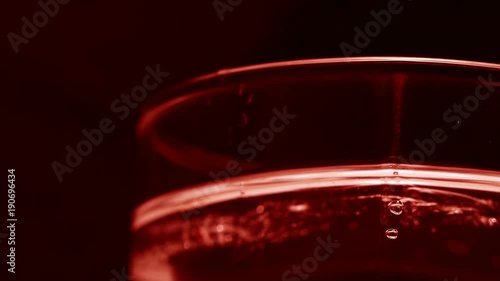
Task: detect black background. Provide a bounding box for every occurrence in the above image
[3,0,500,280]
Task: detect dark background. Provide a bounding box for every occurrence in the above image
[3,0,500,280]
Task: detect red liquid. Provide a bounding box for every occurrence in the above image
[131,165,500,281]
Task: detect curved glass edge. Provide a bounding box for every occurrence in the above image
[137,56,500,139]
[131,163,500,231]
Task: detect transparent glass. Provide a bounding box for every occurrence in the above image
[132,57,500,281]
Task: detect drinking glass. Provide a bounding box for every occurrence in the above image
[131,57,500,281]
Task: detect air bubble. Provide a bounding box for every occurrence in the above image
[393,171,399,176]
[216,224,224,232]
[288,204,309,212]
[388,200,404,215]
[385,228,399,239]
[256,205,265,214]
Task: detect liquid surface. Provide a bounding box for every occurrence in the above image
[131,165,500,281]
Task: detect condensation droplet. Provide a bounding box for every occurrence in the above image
[385,228,399,239]
[489,217,498,226]
[388,200,404,215]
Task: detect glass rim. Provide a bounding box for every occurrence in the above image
[132,163,500,231]
[137,56,500,138]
